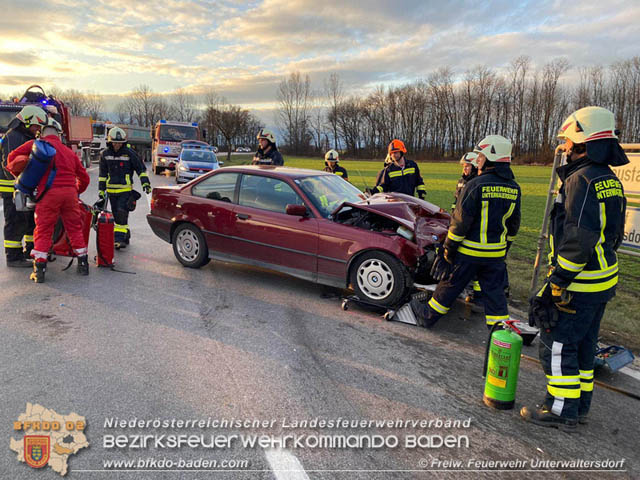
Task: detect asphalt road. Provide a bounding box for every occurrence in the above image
[1,166,639,479]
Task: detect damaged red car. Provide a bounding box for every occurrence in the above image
[147,166,450,306]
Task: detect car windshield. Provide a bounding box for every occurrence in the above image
[92,124,106,136]
[0,110,18,131]
[182,149,217,163]
[159,125,198,142]
[296,174,365,218]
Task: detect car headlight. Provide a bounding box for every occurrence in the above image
[160,158,166,163]
[178,165,188,172]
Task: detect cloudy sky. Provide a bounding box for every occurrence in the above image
[1,0,639,114]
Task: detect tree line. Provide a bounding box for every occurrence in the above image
[276,56,640,162]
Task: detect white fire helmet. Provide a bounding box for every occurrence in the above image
[474,135,512,163]
[460,152,479,168]
[108,126,127,143]
[557,106,618,144]
[325,149,339,162]
[257,128,276,144]
[16,105,48,128]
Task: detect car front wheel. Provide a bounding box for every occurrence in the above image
[172,223,209,268]
[350,251,408,306]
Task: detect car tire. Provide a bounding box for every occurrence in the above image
[350,251,408,306]
[172,223,209,268]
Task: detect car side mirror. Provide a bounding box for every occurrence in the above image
[286,204,308,217]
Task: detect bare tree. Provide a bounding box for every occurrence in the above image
[309,90,327,153]
[206,98,258,162]
[324,72,343,150]
[276,71,312,153]
[115,101,130,124]
[84,91,104,119]
[171,88,196,122]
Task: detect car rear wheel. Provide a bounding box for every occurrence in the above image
[172,224,209,268]
[350,251,408,306]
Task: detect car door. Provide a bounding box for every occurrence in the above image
[182,172,240,254]
[230,173,318,281]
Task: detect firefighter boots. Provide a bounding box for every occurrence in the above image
[520,405,577,432]
[77,255,89,275]
[30,261,46,283]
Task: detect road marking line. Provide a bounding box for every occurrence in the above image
[620,366,640,382]
[264,448,309,480]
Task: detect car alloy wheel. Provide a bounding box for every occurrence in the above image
[175,229,200,263]
[356,258,394,300]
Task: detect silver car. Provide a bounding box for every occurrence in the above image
[176,148,221,184]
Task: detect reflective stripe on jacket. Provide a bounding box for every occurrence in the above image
[446,167,521,261]
[548,157,626,298]
[99,146,149,194]
[375,159,426,196]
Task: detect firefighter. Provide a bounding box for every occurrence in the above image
[323,149,348,180]
[453,152,483,308]
[521,106,628,431]
[373,154,393,189]
[0,105,47,267]
[98,127,151,249]
[370,140,426,198]
[252,129,284,166]
[452,152,479,210]
[7,118,90,283]
[410,135,521,329]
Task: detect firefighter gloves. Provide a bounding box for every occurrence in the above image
[430,246,452,282]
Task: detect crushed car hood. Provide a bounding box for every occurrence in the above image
[336,193,451,248]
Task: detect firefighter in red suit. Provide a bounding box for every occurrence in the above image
[7,119,90,283]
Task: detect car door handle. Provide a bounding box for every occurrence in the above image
[236,213,250,220]
[207,212,215,217]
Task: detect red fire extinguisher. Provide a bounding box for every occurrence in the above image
[94,208,115,268]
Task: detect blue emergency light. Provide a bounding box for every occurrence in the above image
[192,122,198,127]
[163,147,170,153]
[160,119,167,123]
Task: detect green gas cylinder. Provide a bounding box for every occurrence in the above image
[483,327,523,410]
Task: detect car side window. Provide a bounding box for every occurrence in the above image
[239,175,303,213]
[191,172,238,202]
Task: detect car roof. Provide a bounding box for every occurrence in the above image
[219,165,332,179]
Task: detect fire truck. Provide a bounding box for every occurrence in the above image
[151,120,200,174]
[0,85,92,165]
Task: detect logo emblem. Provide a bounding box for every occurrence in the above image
[24,435,50,468]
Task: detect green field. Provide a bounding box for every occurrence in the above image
[224,154,640,350]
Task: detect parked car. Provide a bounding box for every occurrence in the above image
[176,143,220,184]
[147,166,450,305]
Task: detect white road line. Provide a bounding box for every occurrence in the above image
[264,448,310,480]
[620,366,640,382]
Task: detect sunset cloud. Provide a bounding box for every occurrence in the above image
[1,0,639,117]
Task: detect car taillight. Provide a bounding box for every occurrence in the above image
[150,194,155,210]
